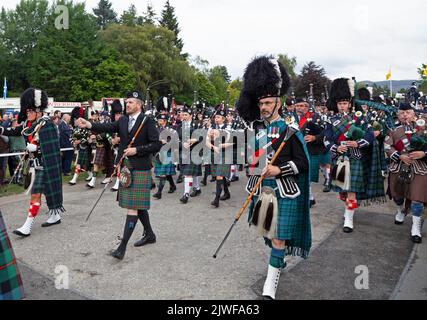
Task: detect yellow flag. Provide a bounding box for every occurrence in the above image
[423,66,427,77]
[386,70,392,80]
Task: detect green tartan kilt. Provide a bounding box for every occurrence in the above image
[118,170,151,210]
[332,157,366,194]
[0,212,25,300]
[211,164,231,178]
[180,164,202,176]
[31,169,45,195]
[76,148,89,167]
[309,152,331,182]
[248,177,311,258]
[154,161,176,177]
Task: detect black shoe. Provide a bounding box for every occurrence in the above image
[220,192,230,201]
[201,178,207,186]
[134,234,156,247]
[180,194,189,204]
[394,220,404,225]
[211,198,220,208]
[86,183,95,189]
[69,181,76,186]
[323,184,331,193]
[190,188,201,197]
[111,187,119,192]
[168,185,177,193]
[153,192,162,199]
[310,199,316,208]
[343,227,353,233]
[151,183,156,190]
[176,176,183,184]
[110,249,125,260]
[412,235,422,244]
[230,176,239,182]
[13,230,31,237]
[210,177,216,182]
[41,219,61,228]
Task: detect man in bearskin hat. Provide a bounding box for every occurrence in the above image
[236,56,311,300]
[0,211,25,300]
[0,88,65,236]
[152,113,177,199]
[76,91,162,260]
[385,102,427,243]
[324,78,385,233]
[295,97,331,206]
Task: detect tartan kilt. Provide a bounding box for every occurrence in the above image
[154,161,176,177]
[31,169,45,195]
[93,147,105,166]
[118,170,151,210]
[180,164,202,176]
[0,212,25,300]
[248,176,311,258]
[76,148,89,167]
[332,157,366,194]
[309,152,331,182]
[211,164,231,178]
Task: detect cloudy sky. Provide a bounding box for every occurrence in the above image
[3,0,427,81]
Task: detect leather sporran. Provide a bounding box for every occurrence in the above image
[119,166,132,188]
[397,164,413,185]
[251,186,278,240]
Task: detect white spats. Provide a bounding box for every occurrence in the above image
[411,216,423,238]
[111,178,120,191]
[45,212,61,225]
[85,171,93,181]
[262,265,281,300]
[87,176,96,188]
[14,217,35,236]
[69,173,79,185]
[101,177,111,184]
[344,209,354,231]
[184,177,193,195]
[395,207,405,224]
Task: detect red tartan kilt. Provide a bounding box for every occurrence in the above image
[94,147,105,166]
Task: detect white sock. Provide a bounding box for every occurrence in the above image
[184,177,193,195]
[309,184,314,201]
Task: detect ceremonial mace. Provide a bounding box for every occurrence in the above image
[85,111,152,222]
[213,124,298,258]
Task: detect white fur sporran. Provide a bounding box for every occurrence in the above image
[251,186,278,240]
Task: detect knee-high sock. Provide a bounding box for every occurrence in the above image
[269,247,286,269]
[215,180,223,199]
[157,177,166,193]
[117,215,138,252]
[223,179,229,194]
[138,210,154,236]
[309,184,314,201]
[411,201,424,217]
[166,175,175,188]
[325,167,330,184]
[230,165,236,179]
[184,177,193,195]
[28,201,41,218]
[193,176,200,190]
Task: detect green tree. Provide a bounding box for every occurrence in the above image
[142,2,156,25]
[294,61,331,102]
[93,0,117,30]
[417,64,427,93]
[120,4,141,27]
[100,23,195,100]
[277,53,297,83]
[158,0,183,52]
[0,0,49,90]
[227,78,243,107]
[29,1,135,101]
[194,72,218,105]
[208,66,230,103]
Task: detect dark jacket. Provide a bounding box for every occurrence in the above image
[90,113,161,171]
[58,120,73,148]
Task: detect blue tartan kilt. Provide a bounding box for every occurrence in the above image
[179,164,202,176]
[211,164,231,178]
[31,169,45,195]
[332,157,366,194]
[248,177,311,258]
[118,170,151,210]
[0,212,25,300]
[154,160,176,177]
[309,152,331,182]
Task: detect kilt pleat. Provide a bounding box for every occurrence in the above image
[211,164,231,178]
[93,147,105,166]
[0,212,25,300]
[76,148,89,167]
[154,161,176,177]
[180,164,202,176]
[31,169,45,195]
[118,170,151,210]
